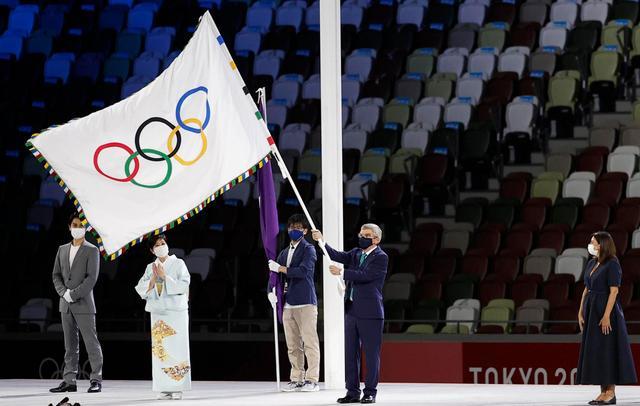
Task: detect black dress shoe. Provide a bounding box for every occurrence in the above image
[88,380,102,393]
[589,400,600,405]
[49,382,77,393]
[361,395,376,404]
[598,396,616,405]
[337,394,361,403]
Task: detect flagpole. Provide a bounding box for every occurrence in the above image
[257,89,346,293]
[271,287,281,391]
[257,88,282,392]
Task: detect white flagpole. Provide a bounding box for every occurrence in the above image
[271,287,281,391]
[258,88,281,392]
[257,88,345,292]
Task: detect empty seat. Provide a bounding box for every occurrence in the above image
[607,152,637,178]
[468,47,498,79]
[498,49,528,78]
[580,0,609,26]
[531,178,561,204]
[458,1,487,28]
[555,254,585,282]
[550,1,579,29]
[524,255,554,281]
[562,178,594,205]
[540,21,569,50]
[442,230,471,255]
[437,47,468,78]
[345,48,376,82]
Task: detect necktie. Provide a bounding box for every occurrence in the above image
[350,253,367,301]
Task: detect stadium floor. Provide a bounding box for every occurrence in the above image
[1,380,639,405]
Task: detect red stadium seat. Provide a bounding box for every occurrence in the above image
[479,279,507,307]
[462,254,489,281]
[614,204,640,232]
[510,280,538,307]
[470,229,502,257]
[606,223,629,255]
[581,202,610,229]
[491,254,521,282]
[543,281,570,307]
[547,304,579,334]
[502,229,533,257]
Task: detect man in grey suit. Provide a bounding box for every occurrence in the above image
[50,213,103,393]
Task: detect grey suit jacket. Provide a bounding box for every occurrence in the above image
[52,240,100,314]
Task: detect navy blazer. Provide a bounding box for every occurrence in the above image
[324,244,388,319]
[277,238,318,306]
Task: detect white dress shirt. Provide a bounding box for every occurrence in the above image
[69,243,81,268]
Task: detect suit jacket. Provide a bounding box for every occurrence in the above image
[52,241,100,314]
[325,244,388,319]
[277,238,318,306]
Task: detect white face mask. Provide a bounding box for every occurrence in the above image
[154,244,169,258]
[70,227,86,240]
[588,243,598,256]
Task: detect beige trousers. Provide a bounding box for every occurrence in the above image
[283,305,320,383]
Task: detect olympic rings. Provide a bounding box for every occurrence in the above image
[94,86,211,188]
[125,148,172,189]
[176,86,210,134]
[135,117,182,162]
[93,142,140,182]
[167,118,207,166]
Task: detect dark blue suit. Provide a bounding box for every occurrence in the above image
[277,238,317,306]
[325,244,388,398]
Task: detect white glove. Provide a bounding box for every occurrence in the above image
[268,260,281,273]
[63,289,74,303]
[267,291,278,309]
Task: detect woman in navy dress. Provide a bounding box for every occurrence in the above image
[577,232,637,405]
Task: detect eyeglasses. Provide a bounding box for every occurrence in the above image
[358,234,375,239]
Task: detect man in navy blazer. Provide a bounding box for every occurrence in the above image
[268,214,320,393]
[312,224,388,404]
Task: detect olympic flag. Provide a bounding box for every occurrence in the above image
[25,12,273,258]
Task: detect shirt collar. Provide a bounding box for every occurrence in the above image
[290,240,302,249]
[362,245,377,257]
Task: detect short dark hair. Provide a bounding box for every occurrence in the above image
[287,214,309,229]
[148,234,168,250]
[591,231,617,263]
[68,212,81,226]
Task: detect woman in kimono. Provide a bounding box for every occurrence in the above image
[135,234,191,400]
[577,231,636,405]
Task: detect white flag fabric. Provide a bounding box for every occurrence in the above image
[26,11,272,259]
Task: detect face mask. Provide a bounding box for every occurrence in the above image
[154,244,169,258]
[358,236,373,249]
[70,227,86,240]
[588,244,598,256]
[288,229,304,242]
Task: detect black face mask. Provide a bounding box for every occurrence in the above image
[358,236,373,249]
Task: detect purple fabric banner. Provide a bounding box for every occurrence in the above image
[256,95,284,323]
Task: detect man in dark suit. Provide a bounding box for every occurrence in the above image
[50,213,103,394]
[312,224,388,404]
[268,214,320,392]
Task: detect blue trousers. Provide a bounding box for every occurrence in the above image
[345,313,383,398]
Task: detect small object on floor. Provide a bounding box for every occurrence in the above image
[87,380,101,393]
[49,382,77,393]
